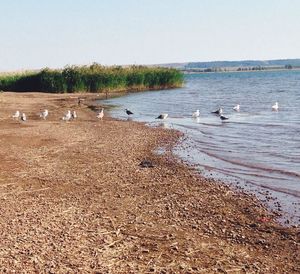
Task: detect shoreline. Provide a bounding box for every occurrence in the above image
[174,139,300,227]
[182,67,300,74]
[99,91,300,227]
[0,92,299,272]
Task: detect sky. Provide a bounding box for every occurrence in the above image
[0,0,299,71]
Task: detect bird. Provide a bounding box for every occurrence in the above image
[139,160,155,168]
[78,98,83,106]
[192,110,200,118]
[156,113,168,120]
[125,109,134,115]
[220,115,229,121]
[62,110,72,121]
[71,110,77,119]
[97,108,104,120]
[40,109,48,119]
[21,113,26,121]
[212,108,223,115]
[12,110,20,119]
[272,102,279,111]
[233,104,240,111]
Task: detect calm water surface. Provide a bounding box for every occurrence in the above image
[101,70,300,225]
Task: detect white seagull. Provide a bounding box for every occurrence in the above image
[272,102,279,111]
[40,109,49,119]
[12,110,20,119]
[192,110,200,118]
[72,110,77,119]
[156,113,168,120]
[21,113,27,121]
[233,104,240,111]
[97,108,104,120]
[62,110,72,121]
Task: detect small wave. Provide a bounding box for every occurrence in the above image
[202,150,300,178]
[259,184,300,198]
[247,181,300,198]
[199,165,300,198]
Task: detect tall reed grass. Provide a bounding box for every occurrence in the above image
[0,64,183,93]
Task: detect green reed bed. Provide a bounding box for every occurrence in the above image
[0,64,183,93]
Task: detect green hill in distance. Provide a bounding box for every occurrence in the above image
[157,58,300,72]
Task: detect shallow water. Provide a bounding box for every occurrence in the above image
[101,70,300,225]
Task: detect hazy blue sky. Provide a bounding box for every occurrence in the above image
[1,0,299,70]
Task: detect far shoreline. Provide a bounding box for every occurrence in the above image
[182,67,300,74]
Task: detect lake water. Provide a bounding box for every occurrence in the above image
[101,70,300,225]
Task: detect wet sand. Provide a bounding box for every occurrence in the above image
[0,92,299,273]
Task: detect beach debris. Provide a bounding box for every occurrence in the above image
[233,104,240,111]
[40,109,49,119]
[139,159,155,168]
[71,110,77,119]
[220,115,229,121]
[21,112,26,121]
[12,110,20,119]
[62,110,72,121]
[156,113,168,120]
[272,102,279,111]
[125,108,134,115]
[258,217,271,223]
[192,110,200,118]
[97,108,104,120]
[211,107,223,115]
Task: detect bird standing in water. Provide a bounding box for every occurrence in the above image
[233,104,240,112]
[272,102,279,111]
[220,115,229,121]
[156,113,168,120]
[192,110,200,118]
[125,109,134,115]
[212,107,223,115]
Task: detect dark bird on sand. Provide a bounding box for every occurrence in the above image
[125,109,134,115]
[78,98,84,106]
[211,108,223,115]
[220,115,229,120]
[139,160,155,168]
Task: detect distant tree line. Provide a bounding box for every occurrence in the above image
[0,64,183,93]
[237,66,266,71]
[184,59,300,69]
[182,64,296,73]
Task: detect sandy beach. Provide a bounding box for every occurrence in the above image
[0,92,299,273]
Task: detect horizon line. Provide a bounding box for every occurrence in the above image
[1,57,300,73]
